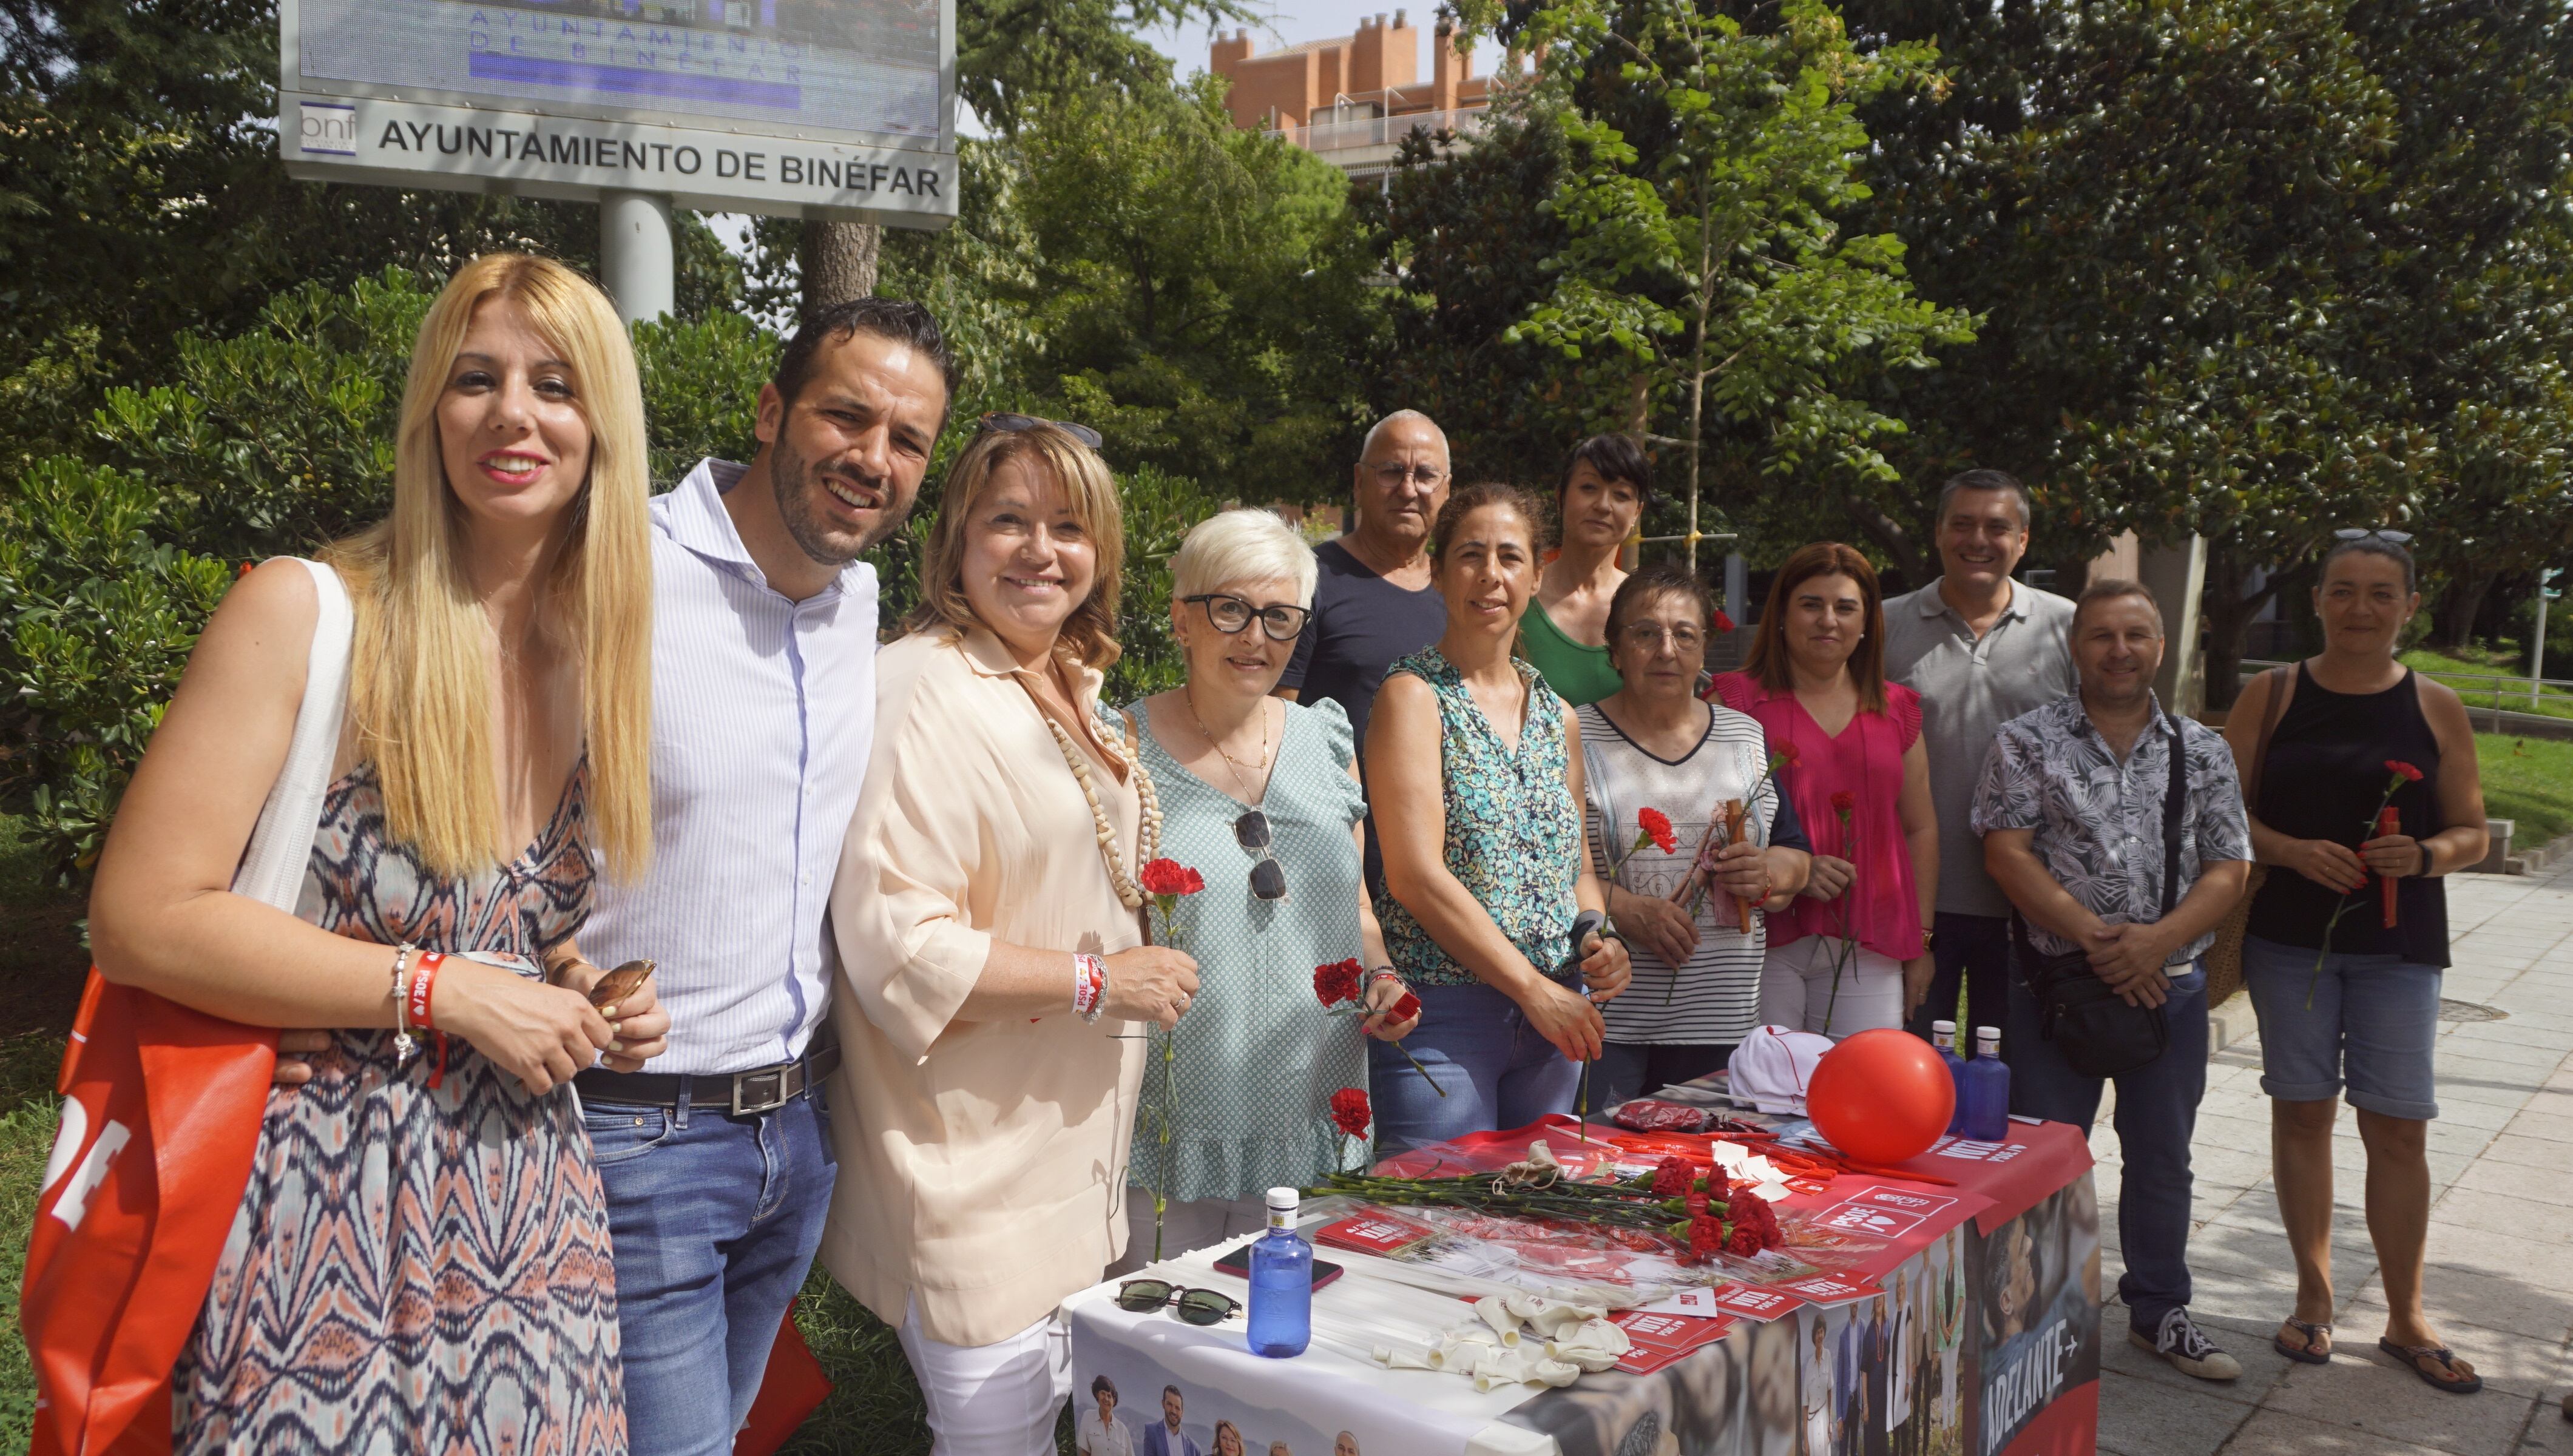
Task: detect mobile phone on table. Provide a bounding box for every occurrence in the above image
[1212,1240,1344,1290]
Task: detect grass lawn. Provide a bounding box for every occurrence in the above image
[2404,647,2573,721]
[2479,732,2573,844]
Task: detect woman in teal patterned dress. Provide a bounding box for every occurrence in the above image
[85,255,668,1453]
[1368,483,1633,1151]
[1115,510,1422,1266]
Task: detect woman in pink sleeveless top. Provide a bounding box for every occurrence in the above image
[1709,543,1936,1037]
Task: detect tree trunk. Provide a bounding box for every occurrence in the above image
[800,221,881,311]
[2431,566,2495,653]
[1843,495,1929,586]
[2199,542,2281,711]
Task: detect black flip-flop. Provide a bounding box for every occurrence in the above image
[2273,1318,2331,1365]
[2378,1336,2484,1394]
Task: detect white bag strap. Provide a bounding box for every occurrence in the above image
[229,559,354,911]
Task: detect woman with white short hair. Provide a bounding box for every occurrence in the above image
[1111,508,1419,1269]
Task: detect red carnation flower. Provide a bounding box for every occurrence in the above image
[1713,608,1737,635]
[1725,1224,1764,1257]
[1140,858,1205,897]
[1686,1213,1726,1263]
[2385,760,2425,783]
[1328,1087,1372,1138]
[1775,742,1802,767]
[1314,960,1364,1008]
[1651,1156,1696,1198]
[1391,990,1422,1023]
[1830,790,1857,817]
[1638,807,1678,855]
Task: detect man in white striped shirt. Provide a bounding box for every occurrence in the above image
[566,298,954,1455]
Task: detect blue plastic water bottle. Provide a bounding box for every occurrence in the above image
[1246,1186,1313,1358]
[1960,1026,2011,1142]
[1933,1019,1969,1137]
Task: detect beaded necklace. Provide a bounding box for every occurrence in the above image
[1021,667,1163,912]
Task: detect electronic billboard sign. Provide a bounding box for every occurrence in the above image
[281,0,956,229]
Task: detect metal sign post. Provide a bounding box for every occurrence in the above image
[2536,567,2562,710]
[278,0,961,318]
[599,189,676,325]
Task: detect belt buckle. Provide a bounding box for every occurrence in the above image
[731,1067,789,1116]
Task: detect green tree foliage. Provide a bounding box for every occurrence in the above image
[1489,0,1973,571]
[1007,77,1383,505]
[1356,111,1579,487]
[1839,0,2573,692]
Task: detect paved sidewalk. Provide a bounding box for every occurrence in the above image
[2092,860,2573,1456]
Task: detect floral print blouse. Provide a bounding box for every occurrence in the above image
[1376,647,1586,986]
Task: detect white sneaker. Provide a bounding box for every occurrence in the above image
[2131,1308,2242,1381]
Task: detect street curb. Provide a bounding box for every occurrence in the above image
[2507,827,2573,875]
[2208,991,2260,1059]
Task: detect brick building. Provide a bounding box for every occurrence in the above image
[1208,12,1512,177]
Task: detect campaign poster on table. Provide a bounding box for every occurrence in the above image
[1968,1176,2101,1456]
[1069,1336,1459,1456]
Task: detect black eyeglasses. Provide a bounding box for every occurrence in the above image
[1116,1279,1242,1325]
[1184,593,1312,642]
[1236,811,1288,902]
[978,411,1104,451]
[2333,528,2415,544]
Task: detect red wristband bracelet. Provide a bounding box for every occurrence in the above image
[407,952,452,1090]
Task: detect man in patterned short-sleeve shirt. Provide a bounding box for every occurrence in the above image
[1972,578,2250,1386]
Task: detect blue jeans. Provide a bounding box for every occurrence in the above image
[1369,982,1581,1153]
[1905,912,2012,1043]
[586,1082,837,1456]
[2003,957,2209,1333]
[2241,934,2443,1120]
[1595,1041,1735,1110]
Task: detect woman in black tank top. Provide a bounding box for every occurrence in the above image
[2221,536,2489,1392]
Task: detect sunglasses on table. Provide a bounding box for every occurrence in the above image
[977,411,1104,451]
[1183,593,1311,642]
[1116,1279,1242,1325]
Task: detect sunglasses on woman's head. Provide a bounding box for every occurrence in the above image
[1116,1279,1242,1325]
[978,411,1104,451]
[2333,527,2414,544]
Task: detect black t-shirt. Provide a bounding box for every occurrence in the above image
[1280,539,1447,891]
[1279,538,1447,763]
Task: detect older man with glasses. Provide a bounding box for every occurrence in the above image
[1277,411,1454,892]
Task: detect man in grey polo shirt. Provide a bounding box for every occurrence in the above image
[1882,469,2077,1040]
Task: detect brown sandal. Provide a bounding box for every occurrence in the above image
[2378,1337,2483,1394]
[2273,1318,2331,1364]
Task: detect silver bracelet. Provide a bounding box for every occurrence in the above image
[390,943,418,1063]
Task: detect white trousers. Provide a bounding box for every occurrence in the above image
[1107,1189,1267,1278]
[1759,936,1904,1039]
[896,1298,1071,1456]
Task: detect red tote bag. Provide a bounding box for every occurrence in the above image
[22,559,351,1456]
[25,973,276,1455]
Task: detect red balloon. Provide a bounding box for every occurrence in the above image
[1805,1029,1956,1165]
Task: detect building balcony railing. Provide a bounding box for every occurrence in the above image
[1267,105,1490,155]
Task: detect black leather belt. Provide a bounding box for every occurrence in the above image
[575,1039,842,1117]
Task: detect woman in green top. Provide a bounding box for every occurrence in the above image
[1115,509,1421,1269]
[1522,435,1652,706]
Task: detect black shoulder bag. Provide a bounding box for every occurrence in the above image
[2010,716,2187,1079]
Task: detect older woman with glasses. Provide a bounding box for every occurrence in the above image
[1112,509,1418,1270]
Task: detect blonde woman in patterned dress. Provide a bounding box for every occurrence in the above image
[87,254,665,1454]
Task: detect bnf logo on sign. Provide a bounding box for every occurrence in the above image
[300,101,357,156]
